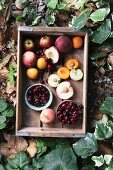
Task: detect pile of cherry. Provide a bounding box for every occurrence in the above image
[22,35,84,125]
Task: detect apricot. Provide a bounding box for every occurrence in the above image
[37,57,47,69]
[65,58,79,70]
[26,68,38,80]
[72,36,83,48]
[57,67,70,79]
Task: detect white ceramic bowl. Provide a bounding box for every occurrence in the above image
[25,83,53,111]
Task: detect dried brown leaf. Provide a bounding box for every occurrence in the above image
[0,67,8,78]
[0,134,28,159]
[0,52,14,68]
[0,28,5,51]
[9,95,16,106]
[27,139,37,158]
[6,81,15,94]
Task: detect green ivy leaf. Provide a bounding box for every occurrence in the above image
[46,14,55,25]
[32,16,41,26]
[73,133,97,159]
[24,165,39,170]
[90,8,109,22]
[72,9,91,31]
[5,164,20,170]
[75,0,88,9]
[0,99,7,112]
[35,139,47,156]
[104,155,113,165]
[100,97,113,117]
[90,51,107,60]
[22,7,28,17]
[57,2,70,10]
[0,122,6,129]
[92,19,111,44]
[0,115,6,124]
[47,0,58,9]
[43,145,78,170]
[32,155,44,169]
[94,122,113,140]
[8,151,30,169]
[91,155,104,167]
[0,165,5,170]
[108,158,113,169]
[2,105,15,117]
[19,0,27,4]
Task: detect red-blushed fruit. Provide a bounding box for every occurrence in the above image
[44,46,59,64]
[22,51,37,68]
[39,36,53,48]
[40,108,55,123]
[24,39,35,51]
[55,36,72,52]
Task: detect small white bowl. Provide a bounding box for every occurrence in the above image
[25,83,53,111]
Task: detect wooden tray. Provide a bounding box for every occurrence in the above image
[16,26,88,138]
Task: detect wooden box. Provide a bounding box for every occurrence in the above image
[16,26,88,138]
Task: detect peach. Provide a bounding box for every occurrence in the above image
[55,36,72,52]
[44,46,59,64]
[40,108,55,123]
[57,67,70,79]
[56,81,74,99]
[37,57,47,69]
[65,58,79,70]
[22,51,36,68]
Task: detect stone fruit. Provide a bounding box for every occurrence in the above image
[15,0,25,9]
[72,36,83,48]
[37,57,47,69]
[57,67,70,79]
[57,100,81,125]
[55,36,72,52]
[48,74,61,87]
[26,68,38,80]
[22,51,36,68]
[40,108,55,123]
[44,46,59,64]
[65,58,79,70]
[24,39,35,51]
[70,69,83,81]
[39,36,53,48]
[56,81,74,99]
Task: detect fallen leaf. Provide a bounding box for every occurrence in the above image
[0,52,14,69]
[0,28,5,51]
[9,95,16,106]
[27,139,37,158]
[6,81,15,94]
[0,134,28,159]
[0,67,8,78]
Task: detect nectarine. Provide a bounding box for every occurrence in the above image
[40,108,55,123]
